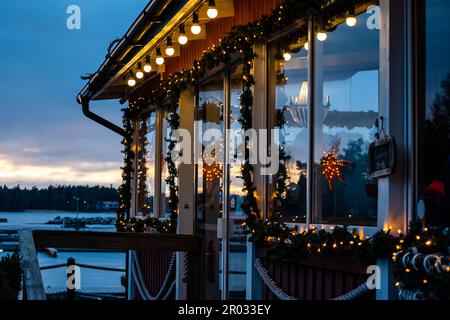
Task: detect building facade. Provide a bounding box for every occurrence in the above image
[77,0,450,300]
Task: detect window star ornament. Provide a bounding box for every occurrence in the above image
[321,140,352,191]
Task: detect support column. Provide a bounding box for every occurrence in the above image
[176,87,196,300]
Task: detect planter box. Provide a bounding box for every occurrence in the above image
[256,246,375,300]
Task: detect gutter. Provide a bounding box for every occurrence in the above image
[79,96,126,137]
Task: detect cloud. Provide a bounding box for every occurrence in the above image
[0,154,121,187]
[22,148,42,154]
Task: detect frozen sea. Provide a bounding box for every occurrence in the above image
[0,211,125,294]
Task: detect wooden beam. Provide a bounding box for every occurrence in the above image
[18,229,46,300]
[32,231,202,253]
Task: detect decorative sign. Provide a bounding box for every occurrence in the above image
[368,136,396,179]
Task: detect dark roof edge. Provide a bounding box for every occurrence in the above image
[76,0,189,104]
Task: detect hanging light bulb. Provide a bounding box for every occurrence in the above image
[304,42,309,51]
[191,12,202,35]
[136,63,144,79]
[155,48,164,65]
[207,0,218,19]
[178,24,188,45]
[346,8,357,27]
[127,71,136,87]
[283,52,292,62]
[143,56,152,73]
[165,37,175,56]
[316,17,327,42]
[317,31,327,41]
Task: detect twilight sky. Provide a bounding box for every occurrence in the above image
[0,0,148,187]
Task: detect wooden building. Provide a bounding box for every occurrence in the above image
[77,0,450,300]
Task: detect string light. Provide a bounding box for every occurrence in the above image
[155,48,164,65]
[191,12,202,35]
[304,42,309,51]
[346,7,357,27]
[317,31,327,41]
[136,63,144,79]
[165,37,175,56]
[127,72,136,87]
[144,56,152,73]
[178,24,188,45]
[283,51,292,61]
[207,0,218,19]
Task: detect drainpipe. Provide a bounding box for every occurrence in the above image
[78,96,126,137]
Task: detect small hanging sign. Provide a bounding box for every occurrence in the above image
[368,117,397,179]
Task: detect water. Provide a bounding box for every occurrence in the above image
[0,211,125,294]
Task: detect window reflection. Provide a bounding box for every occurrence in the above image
[269,35,309,223]
[145,112,156,217]
[315,7,380,226]
[422,0,450,227]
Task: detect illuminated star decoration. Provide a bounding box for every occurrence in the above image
[321,141,352,191]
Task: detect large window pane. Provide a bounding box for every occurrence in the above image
[421,0,450,227]
[145,112,156,217]
[268,31,309,223]
[314,6,380,226]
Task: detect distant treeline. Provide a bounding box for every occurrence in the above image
[0,185,119,212]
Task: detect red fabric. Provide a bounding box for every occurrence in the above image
[426,180,447,198]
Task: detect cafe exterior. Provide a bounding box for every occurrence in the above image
[77,0,450,300]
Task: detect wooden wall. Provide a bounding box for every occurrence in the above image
[163,0,284,77]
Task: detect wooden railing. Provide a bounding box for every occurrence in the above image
[18,229,204,300]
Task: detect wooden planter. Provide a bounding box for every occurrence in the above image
[256,246,375,300]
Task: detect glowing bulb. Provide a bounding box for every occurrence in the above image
[191,24,202,35]
[166,47,175,56]
[304,42,309,51]
[136,63,144,79]
[155,48,164,65]
[128,77,136,87]
[317,32,327,41]
[191,12,202,35]
[144,56,152,73]
[178,25,188,45]
[283,52,292,61]
[165,37,175,56]
[207,0,218,19]
[346,16,357,27]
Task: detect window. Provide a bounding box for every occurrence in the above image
[145,112,157,217]
[267,3,380,226]
[314,7,380,226]
[419,0,450,227]
[268,29,309,223]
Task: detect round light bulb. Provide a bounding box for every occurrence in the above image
[136,70,144,79]
[207,8,218,19]
[156,56,165,65]
[304,42,309,51]
[283,52,292,62]
[178,34,188,45]
[128,78,136,87]
[346,16,357,27]
[317,32,327,42]
[165,46,175,56]
[144,63,152,73]
[191,24,202,35]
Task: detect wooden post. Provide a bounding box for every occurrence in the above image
[18,229,46,300]
[67,257,76,300]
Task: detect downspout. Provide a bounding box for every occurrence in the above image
[78,96,126,137]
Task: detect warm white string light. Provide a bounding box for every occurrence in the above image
[143,56,152,73]
[191,12,202,35]
[346,7,357,27]
[155,48,165,65]
[207,0,218,19]
[136,63,144,79]
[165,37,175,56]
[127,72,136,87]
[178,24,188,45]
[283,52,292,62]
